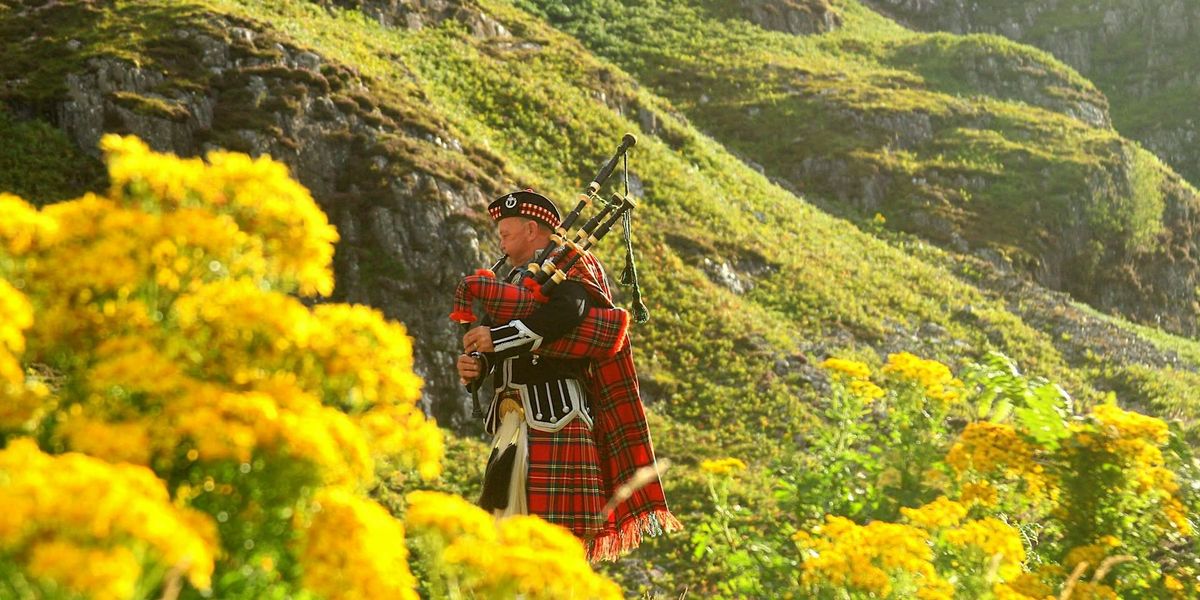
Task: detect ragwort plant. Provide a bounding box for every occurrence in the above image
[696,351,1198,597]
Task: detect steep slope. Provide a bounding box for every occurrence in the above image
[865,0,1200,190]
[520,0,1200,338]
[5,0,1200,593]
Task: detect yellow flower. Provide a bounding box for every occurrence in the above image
[0,279,33,387]
[882,352,963,404]
[1165,574,1184,592]
[959,481,998,507]
[0,439,216,590]
[1092,403,1168,445]
[820,357,872,380]
[26,540,141,600]
[1002,570,1056,599]
[0,192,57,255]
[407,491,620,599]
[942,517,1025,579]
[358,403,443,480]
[1064,542,1110,574]
[98,133,339,297]
[850,378,886,400]
[901,496,968,530]
[405,490,498,542]
[442,516,622,600]
[700,457,747,475]
[59,416,154,466]
[1069,582,1119,599]
[299,487,417,600]
[796,515,946,597]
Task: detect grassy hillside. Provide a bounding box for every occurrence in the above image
[4,0,1200,594]
[863,0,1200,188]
[516,0,1200,338]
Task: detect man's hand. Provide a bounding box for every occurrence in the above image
[457,353,482,386]
[462,325,494,353]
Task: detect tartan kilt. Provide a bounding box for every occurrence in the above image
[526,419,606,540]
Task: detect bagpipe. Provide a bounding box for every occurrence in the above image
[451,135,648,415]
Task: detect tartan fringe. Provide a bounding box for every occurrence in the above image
[587,509,683,562]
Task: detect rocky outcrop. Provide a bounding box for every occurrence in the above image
[865,0,1200,188]
[735,0,842,35]
[4,5,512,429]
[312,0,509,36]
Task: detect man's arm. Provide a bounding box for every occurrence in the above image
[460,280,589,361]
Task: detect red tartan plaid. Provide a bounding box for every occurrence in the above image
[450,272,538,324]
[526,420,606,539]
[450,269,629,359]
[544,254,681,559]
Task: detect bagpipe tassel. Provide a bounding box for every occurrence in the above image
[619,209,649,324]
[632,295,650,325]
[620,254,636,286]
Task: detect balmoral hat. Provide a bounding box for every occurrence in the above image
[487,189,561,230]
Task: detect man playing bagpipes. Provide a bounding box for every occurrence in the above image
[454,180,680,561]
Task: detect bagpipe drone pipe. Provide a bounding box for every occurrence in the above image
[450,134,642,366]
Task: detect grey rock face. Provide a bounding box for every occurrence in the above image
[312,0,509,37]
[736,0,843,35]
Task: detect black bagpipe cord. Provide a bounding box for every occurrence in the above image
[618,153,650,324]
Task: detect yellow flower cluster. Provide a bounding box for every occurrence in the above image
[0,278,31,387]
[58,415,154,466]
[1063,536,1121,573]
[959,481,999,507]
[0,136,450,597]
[300,487,417,600]
[794,515,951,598]
[100,134,338,296]
[1091,402,1169,445]
[0,439,216,593]
[882,352,962,404]
[946,422,1030,473]
[820,357,871,379]
[406,490,497,541]
[0,379,49,432]
[0,192,56,254]
[1074,404,1191,535]
[406,491,622,599]
[169,380,374,485]
[26,540,141,600]
[358,403,444,480]
[947,422,1054,504]
[942,517,1026,579]
[819,357,885,399]
[901,496,968,530]
[700,457,748,475]
[309,303,425,406]
[997,567,1060,600]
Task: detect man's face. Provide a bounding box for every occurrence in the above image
[497,217,544,266]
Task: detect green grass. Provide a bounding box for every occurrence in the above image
[0,108,104,205]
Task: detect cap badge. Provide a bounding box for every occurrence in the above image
[504,195,517,208]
